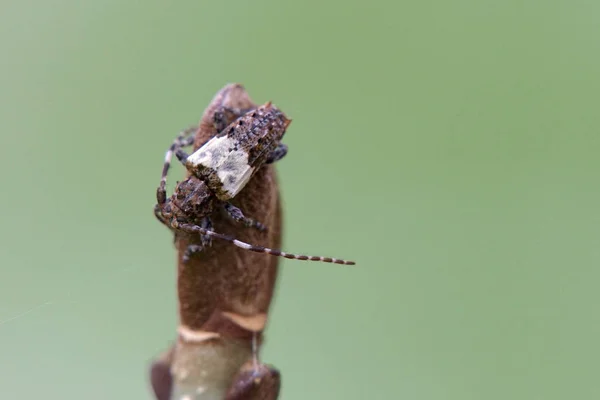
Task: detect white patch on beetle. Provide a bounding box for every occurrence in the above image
[185,135,255,198]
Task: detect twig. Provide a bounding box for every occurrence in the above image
[150,84,282,400]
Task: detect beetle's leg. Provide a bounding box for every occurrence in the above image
[175,148,190,165]
[182,244,203,263]
[213,106,256,133]
[157,125,197,206]
[181,217,213,263]
[222,203,267,232]
[265,143,288,164]
[199,217,213,247]
[154,204,168,225]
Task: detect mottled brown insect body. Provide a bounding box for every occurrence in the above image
[154,102,290,264]
[183,103,291,201]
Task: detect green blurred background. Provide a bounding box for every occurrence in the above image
[1,0,599,399]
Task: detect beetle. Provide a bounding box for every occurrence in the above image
[154,102,355,265]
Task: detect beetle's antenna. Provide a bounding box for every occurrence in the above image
[173,221,355,265]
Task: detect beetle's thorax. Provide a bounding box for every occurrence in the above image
[171,177,215,222]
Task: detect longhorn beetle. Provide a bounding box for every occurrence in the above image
[175,102,289,202]
[154,102,355,265]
